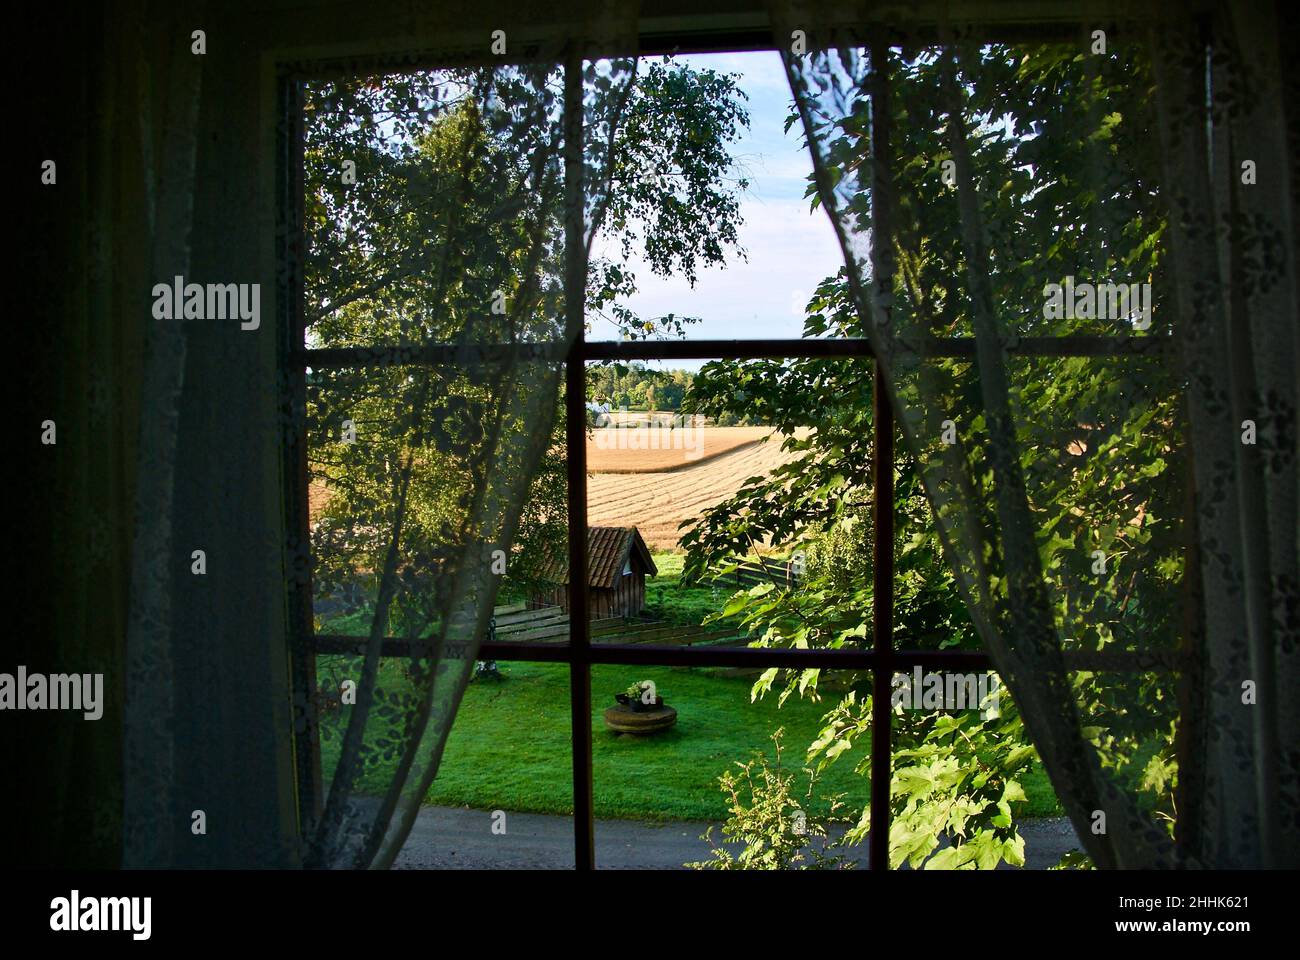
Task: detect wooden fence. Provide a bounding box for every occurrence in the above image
[706,558,802,591]
[487,603,749,648]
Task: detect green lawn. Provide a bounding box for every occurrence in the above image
[643,551,723,625]
[319,657,1062,823]
[317,554,1062,823]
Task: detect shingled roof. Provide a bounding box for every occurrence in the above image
[542,526,658,589]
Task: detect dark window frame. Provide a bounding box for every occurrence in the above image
[280,33,1182,871]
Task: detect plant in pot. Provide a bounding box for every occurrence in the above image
[616,680,663,712]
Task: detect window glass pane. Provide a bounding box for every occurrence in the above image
[586,51,843,344]
[890,670,1074,870]
[303,65,569,350]
[307,360,566,639]
[583,356,876,656]
[316,656,576,869]
[591,662,868,869]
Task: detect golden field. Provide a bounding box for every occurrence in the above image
[585,424,772,473]
[310,426,805,550]
[588,429,803,550]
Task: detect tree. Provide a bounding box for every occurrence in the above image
[305,61,750,613]
[683,41,1182,868]
[595,57,752,338]
[301,59,752,866]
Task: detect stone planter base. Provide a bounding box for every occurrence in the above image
[603,703,678,735]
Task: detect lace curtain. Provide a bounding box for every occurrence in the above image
[122,2,206,868]
[1148,5,1297,868]
[769,0,1296,867]
[113,5,642,867]
[298,36,638,866]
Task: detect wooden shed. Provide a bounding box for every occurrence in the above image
[531,526,658,620]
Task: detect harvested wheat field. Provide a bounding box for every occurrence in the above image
[588,430,805,550]
[308,427,805,550]
[586,425,772,473]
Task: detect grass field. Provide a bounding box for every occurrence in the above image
[318,658,1062,823]
[643,551,720,625]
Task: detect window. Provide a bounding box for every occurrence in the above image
[282,29,1182,871]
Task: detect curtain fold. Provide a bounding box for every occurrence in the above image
[122,0,206,869]
[1149,3,1298,868]
[770,0,1296,867]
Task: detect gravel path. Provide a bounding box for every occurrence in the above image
[393,805,1082,870]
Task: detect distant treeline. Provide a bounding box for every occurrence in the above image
[588,362,760,425]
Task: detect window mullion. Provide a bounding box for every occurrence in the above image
[868,41,896,873]
[562,47,595,872]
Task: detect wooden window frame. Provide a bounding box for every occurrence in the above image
[280,31,1181,871]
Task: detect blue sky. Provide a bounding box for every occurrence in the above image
[591,51,845,370]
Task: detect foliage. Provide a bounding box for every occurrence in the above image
[814,697,1032,868]
[303,60,752,615]
[681,41,1185,866]
[596,56,751,338]
[643,552,720,625]
[586,361,767,422]
[687,729,851,870]
[624,680,655,701]
[588,362,694,412]
[1050,849,1096,870]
